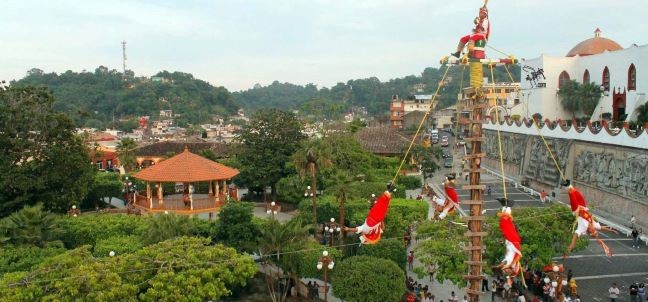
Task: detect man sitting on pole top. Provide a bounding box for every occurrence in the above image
[563,179,615,257]
[433,174,460,220]
[451,0,490,59]
[496,198,522,285]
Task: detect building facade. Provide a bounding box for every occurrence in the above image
[515,29,647,122]
[390,95,433,129]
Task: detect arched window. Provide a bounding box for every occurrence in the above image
[628,64,636,91]
[583,69,590,84]
[602,66,610,91]
[558,71,570,89]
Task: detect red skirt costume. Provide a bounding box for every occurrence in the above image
[355,191,392,244]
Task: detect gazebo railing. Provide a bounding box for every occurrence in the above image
[133,193,227,213]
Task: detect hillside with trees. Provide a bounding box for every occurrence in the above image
[11,67,239,130]
[234,65,521,116]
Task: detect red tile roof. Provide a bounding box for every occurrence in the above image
[133,148,239,182]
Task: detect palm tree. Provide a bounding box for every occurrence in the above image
[116,137,138,171]
[0,203,64,247]
[326,171,355,249]
[259,218,310,302]
[292,138,333,230]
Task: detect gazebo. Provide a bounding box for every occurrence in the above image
[132,147,239,215]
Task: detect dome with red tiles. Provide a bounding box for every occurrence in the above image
[566,28,622,57]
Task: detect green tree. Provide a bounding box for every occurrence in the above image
[116,137,138,171]
[293,138,333,231]
[357,239,407,270]
[559,80,601,118]
[0,237,257,301]
[410,145,442,184]
[346,118,367,133]
[325,170,355,247]
[237,109,306,199]
[0,245,66,275]
[84,171,123,208]
[0,203,64,248]
[0,86,94,216]
[332,255,406,302]
[558,80,581,118]
[636,102,648,124]
[578,82,602,117]
[142,213,193,245]
[214,202,260,253]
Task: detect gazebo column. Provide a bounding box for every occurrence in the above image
[146,182,152,208]
[223,180,227,201]
[158,182,164,206]
[215,181,220,204]
[190,183,194,211]
[208,180,213,196]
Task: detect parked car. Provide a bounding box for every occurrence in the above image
[440,136,449,147]
[442,150,452,158]
[444,157,453,168]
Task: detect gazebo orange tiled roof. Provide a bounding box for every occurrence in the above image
[131,147,239,215]
[134,147,239,182]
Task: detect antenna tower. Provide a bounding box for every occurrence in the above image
[121,41,127,77]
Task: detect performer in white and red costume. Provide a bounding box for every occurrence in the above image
[433,175,460,220]
[496,198,522,281]
[451,0,490,59]
[563,179,615,257]
[346,184,395,244]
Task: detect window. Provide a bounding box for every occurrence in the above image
[96,161,103,170]
[583,69,590,84]
[558,71,570,89]
[602,66,610,91]
[628,64,636,91]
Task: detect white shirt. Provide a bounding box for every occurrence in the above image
[518,295,526,302]
[609,286,620,298]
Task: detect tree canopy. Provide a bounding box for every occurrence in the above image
[558,80,602,118]
[332,255,406,302]
[0,86,94,216]
[0,237,257,302]
[236,109,306,198]
[11,67,238,128]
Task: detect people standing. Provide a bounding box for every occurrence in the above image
[639,283,646,302]
[632,227,642,248]
[609,282,620,302]
[482,278,489,292]
[540,190,548,203]
[427,264,435,282]
[408,251,414,271]
[491,281,497,302]
[630,282,639,302]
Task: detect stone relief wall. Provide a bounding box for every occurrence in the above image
[574,150,648,201]
[483,130,526,165]
[524,138,571,186]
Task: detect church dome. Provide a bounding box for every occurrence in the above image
[566,28,622,57]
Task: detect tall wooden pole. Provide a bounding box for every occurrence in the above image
[463,62,487,302]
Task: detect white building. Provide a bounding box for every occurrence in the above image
[515,28,647,122]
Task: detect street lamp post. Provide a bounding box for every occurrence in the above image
[369,193,377,207]
[317,250,335,302]
[266,201,280,219]
[544,264,568,301]
[324,218,341,247]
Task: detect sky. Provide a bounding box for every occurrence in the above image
[1,0,646,91]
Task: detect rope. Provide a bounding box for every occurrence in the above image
[500,64,567,182]
[452,65,468,175]
[392,65,452,185]
[490,64,508,199]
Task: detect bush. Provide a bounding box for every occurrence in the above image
[56,214,149,248]
[332,256,405,302]
[395,175,422,190]
[298,197,428,239]
[357,239,407,270]
[93,235,143,257]
[0,246,66,276]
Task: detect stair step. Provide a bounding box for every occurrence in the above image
[461,185,486,190]
[462,215,487,221]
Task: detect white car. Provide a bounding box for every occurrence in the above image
[440,136,449,146]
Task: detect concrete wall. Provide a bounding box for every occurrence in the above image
[482,127,648,229]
